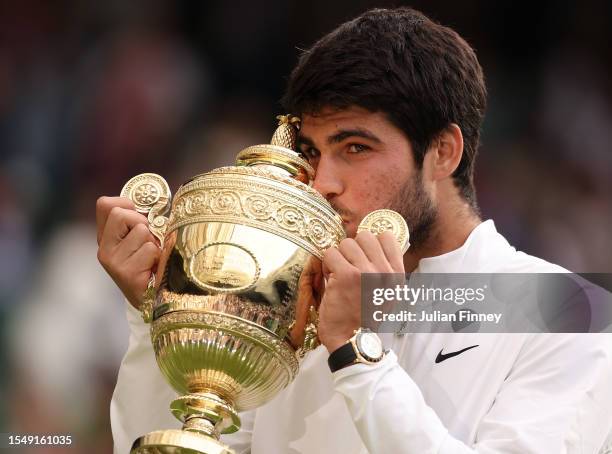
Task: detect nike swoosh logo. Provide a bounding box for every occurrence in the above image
[435,345,479,363]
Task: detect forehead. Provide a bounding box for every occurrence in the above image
[297,106,412,155]
[299,106,397,138]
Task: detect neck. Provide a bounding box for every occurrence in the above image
[403,199,481,272]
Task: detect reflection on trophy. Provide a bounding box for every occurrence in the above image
[122,115,409,453]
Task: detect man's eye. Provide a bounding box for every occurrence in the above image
[301,147,319,160]
[347,143,369,153]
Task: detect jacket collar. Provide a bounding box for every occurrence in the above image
[415,220,512,273]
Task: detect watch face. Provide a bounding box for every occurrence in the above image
[356,332,383,361]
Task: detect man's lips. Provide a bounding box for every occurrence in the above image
[332,212,348,224]
[327,201,353,229]
[341,218,354,229]
[340,218,357,236]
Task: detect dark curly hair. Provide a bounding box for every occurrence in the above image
[282,7,487,208]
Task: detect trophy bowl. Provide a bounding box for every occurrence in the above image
[124,116,346,454]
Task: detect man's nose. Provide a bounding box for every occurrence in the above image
[312,157,343,200]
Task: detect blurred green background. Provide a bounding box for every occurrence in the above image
[0,0,611,452]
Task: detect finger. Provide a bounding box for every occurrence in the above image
[113,223,158,263]
[337,238,370,269]
[122,241,160,277]
[96,197,135,244]
[301,256,323,289]
[378,231,405,273]
[322,245,355,276]
[293,259,321,346]
[310,257,324,299]
[302,255,321,277]
[355,231,392,271]
[298,257,316,294]
[117,242,160,305]
[100,207,149,251]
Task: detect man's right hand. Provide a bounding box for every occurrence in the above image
[96,196,161,309]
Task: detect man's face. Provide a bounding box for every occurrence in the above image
[298,106,437,246]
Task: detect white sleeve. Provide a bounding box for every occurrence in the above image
[111,300,254,454]
[332,334,612,454]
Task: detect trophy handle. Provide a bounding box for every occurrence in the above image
[147,209,170,249]
[120,172,172,248]
[120,173,172,322]
[297,305,320,358]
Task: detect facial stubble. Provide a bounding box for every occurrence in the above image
[388,170,437,251]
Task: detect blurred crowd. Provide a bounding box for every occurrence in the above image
[0,0,610,452]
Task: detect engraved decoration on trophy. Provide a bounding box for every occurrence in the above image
[122,115,409,454]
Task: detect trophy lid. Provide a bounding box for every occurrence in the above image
[170,114,346,258]
[235,115,315,185]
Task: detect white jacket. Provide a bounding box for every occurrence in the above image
[111,220,612,453]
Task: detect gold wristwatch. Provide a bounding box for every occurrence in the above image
[327,328,385,373]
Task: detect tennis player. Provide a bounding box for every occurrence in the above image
[97,7,612,453]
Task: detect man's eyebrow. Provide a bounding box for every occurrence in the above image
[327,128,382,144]
[297,128,382,149]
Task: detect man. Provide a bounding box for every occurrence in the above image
[97,7,612,453]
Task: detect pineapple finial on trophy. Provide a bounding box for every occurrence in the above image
[271,114,301,150]
[236,114,314,184]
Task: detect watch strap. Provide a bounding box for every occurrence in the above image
[327,342,357,373]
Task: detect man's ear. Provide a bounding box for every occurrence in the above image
[428,124,464,181]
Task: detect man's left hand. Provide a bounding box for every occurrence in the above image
[318,231,405,353]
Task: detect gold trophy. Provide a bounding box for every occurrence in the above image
[122,115,409,453]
